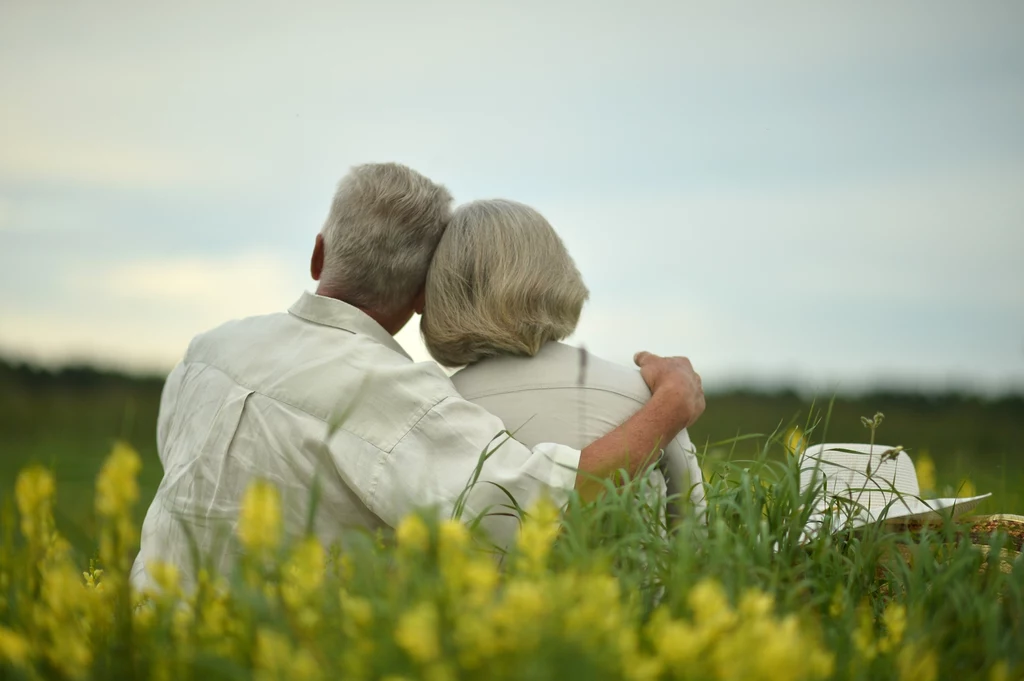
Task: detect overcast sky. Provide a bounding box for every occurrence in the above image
[2,1,1022,394]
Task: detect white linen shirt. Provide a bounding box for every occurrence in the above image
[450,341,707,524]
[131,292,581,592]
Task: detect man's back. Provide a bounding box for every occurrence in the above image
[134,292,535,591]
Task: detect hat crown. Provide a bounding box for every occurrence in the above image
[799,443,922,514]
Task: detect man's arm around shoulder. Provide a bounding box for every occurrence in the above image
[575,352,704,501]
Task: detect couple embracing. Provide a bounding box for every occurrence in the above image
[132,163,707,592]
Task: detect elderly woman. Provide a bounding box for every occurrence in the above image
[421,199,705,525]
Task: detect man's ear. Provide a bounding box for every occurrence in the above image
[311,234,325,281]
[411,288,426,315]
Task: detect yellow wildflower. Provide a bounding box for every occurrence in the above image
[96,443,143,573]
[438,519,469,554]
[339,590,375,678]
[237,479,283,554]
[254,628,322,681]
[83,560,105,592]
[340,590,373,628]
[784,426,806,456]
[283,538,325,596]
[990,661,1010,681]
[688,578,737,635]
[624,653,664,681]
[35,560,96,676]
[561,572,628,654]
[396,514,431,553]
[395,601,441,664]
[739,588,774,620]
[897,642,938,681]
[462,558,499,604]
[172,606,194,644]
[196,594,236,656]
[282,538,326,631]
[424,662,456,681]
[958,478,977,498]
[133,602,157,632]
[15,465,56,545]
[915,451,937,494]
[489,579,549,653]
[148,561,182,599]
[0,626,32,668]
[879,602,907,652]
[95,441,141,518]
[516,497,561,574]
[852,601,877,661]
[647,609,703,669]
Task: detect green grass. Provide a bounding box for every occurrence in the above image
[687,390,1024,514]
[0,366,163,548]
[2,431,1022,680]
[1,359,1022,679]
[1,360,1022,559]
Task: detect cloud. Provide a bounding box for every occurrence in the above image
[2,1,1022,194]
[0,311,186,373]
[1,0,1022,390]
[92,254,297,306]
[81,254,308,330]
[543,165,1024,309]
[0,253,308,371]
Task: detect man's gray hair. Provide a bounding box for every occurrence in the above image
[319,163,453,313]
[421,199,589,367]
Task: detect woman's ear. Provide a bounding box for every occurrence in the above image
[310,234,325,281]
[412,288,426,315]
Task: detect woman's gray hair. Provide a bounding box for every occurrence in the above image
[421,199,589,367]
[319,163,453,314]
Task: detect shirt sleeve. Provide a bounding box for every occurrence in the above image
[361,395,581,551]
[662,429,707,525]
[156,361,187,464]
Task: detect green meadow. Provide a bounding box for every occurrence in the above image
[2,358,1023,680]
[2,358,1021,550]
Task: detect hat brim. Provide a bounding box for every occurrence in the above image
[797,493,992,543]
[876,493,992,524]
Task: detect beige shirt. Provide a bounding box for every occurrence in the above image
[132,292,581,591]
[450,341,706,524]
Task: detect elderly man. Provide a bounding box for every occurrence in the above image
[132,163,704,591]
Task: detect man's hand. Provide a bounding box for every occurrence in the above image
[575,350,706,499]
[633,351,705,429]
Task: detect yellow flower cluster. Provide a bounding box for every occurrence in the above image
[915,450,938,494]
[647,579,833,681]
[389,499,835,681]
[95,441,142,575]
[238,478,283,554]
[15,465,56,548]
[0,446,1018,681]
[255,628,322,681]
[8,461,110,677]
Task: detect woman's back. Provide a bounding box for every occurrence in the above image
[451,341,706,520]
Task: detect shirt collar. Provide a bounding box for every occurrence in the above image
[288,291,412,360]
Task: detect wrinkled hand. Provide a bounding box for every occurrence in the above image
[633,351,705,428]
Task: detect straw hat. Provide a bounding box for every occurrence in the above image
[798,443,991,538]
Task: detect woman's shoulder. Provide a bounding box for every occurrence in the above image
[452,342,652,404]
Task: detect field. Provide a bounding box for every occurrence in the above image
[2,359,1023,680]
[2,359,1022,547]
